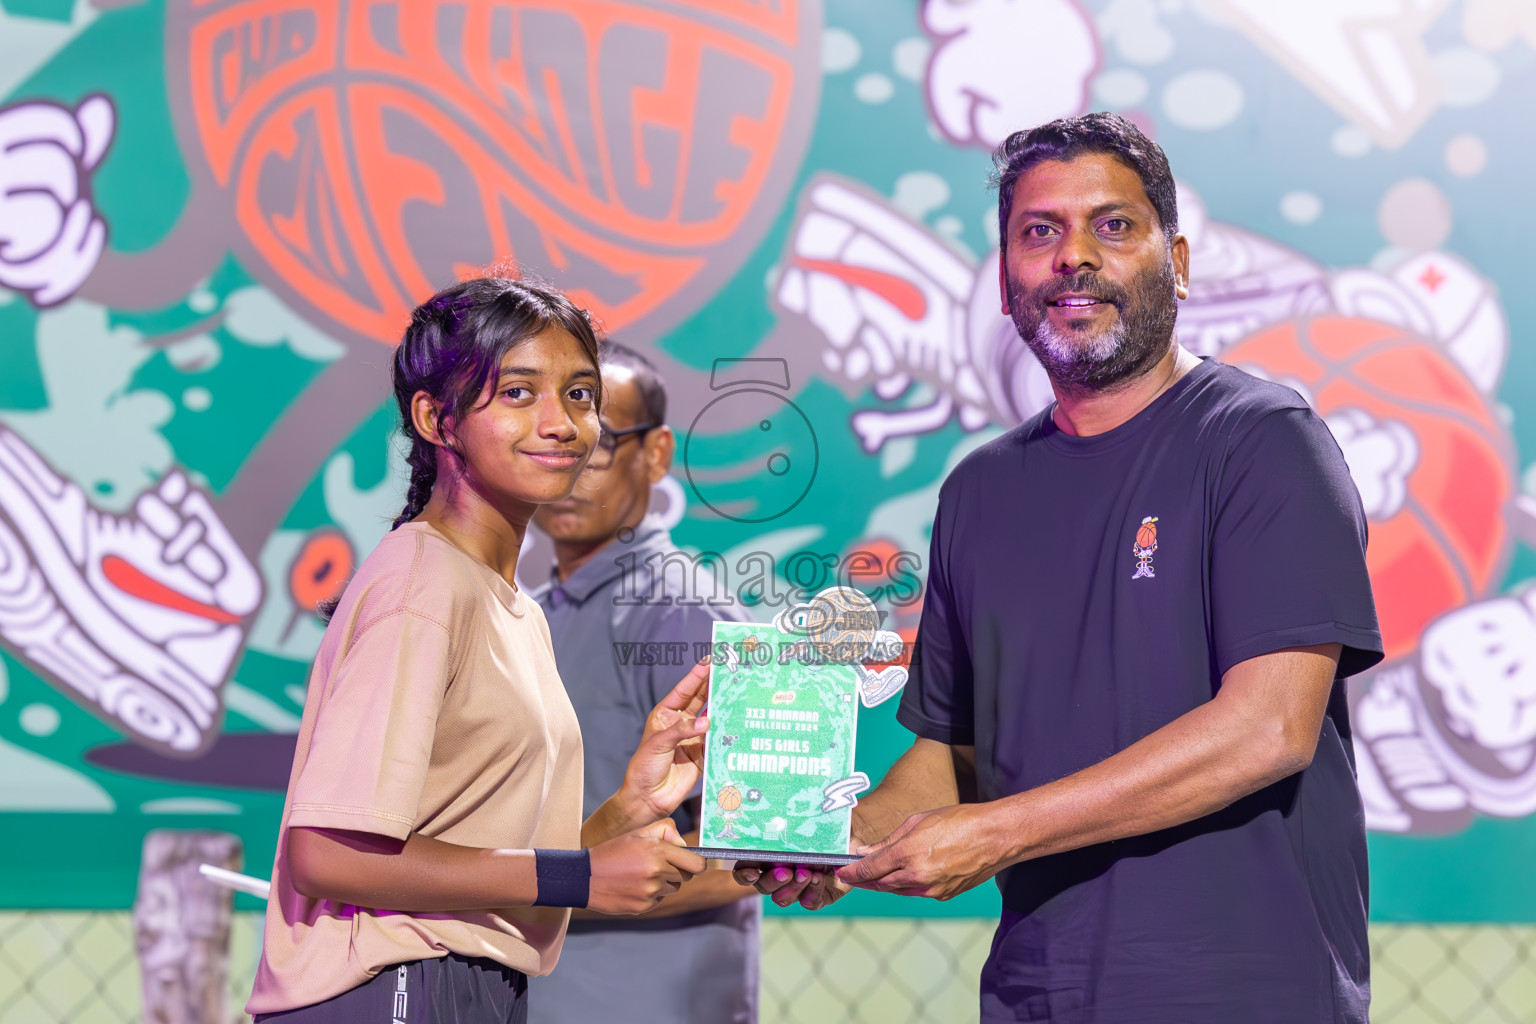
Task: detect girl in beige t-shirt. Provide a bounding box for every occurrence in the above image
[249,279,710,1022]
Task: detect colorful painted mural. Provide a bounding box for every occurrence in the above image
[2,0,1534,924]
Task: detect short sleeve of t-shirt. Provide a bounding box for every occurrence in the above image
[288,610,455,839]
[897,493,977,745]
[1211,406,1383,678]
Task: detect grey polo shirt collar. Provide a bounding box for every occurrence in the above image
[534,514,673,608]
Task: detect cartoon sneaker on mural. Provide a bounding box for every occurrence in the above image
[773,176,1004,452]
[0,429,261,756]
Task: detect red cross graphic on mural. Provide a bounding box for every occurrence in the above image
[1418,262,1447,293]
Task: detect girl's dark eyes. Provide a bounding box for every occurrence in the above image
[500,385,594,402]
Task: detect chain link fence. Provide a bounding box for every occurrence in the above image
[1370,925,1536,1023]
[0,912,1531,1023]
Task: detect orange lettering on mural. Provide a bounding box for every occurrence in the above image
[180,0,805,344]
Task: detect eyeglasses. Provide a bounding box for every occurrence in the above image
[585,421,658,470]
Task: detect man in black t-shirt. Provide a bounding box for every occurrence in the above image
[739,113,1383,1023]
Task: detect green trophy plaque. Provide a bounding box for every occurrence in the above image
[694,588,909,866]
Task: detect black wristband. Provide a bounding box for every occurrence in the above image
[532,849,591,909]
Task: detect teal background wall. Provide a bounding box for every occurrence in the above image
[1,0,1533,926]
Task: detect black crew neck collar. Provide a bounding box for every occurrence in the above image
[1041,356,1216,455]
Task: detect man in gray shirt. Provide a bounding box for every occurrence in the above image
[530,342,761,1024]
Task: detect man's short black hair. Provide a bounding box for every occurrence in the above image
[992,112,1178,251]
[598,340,667,425]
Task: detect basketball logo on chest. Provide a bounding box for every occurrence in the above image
[1132,516,1159,580]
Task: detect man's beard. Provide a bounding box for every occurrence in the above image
[1006,254,1179,392]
